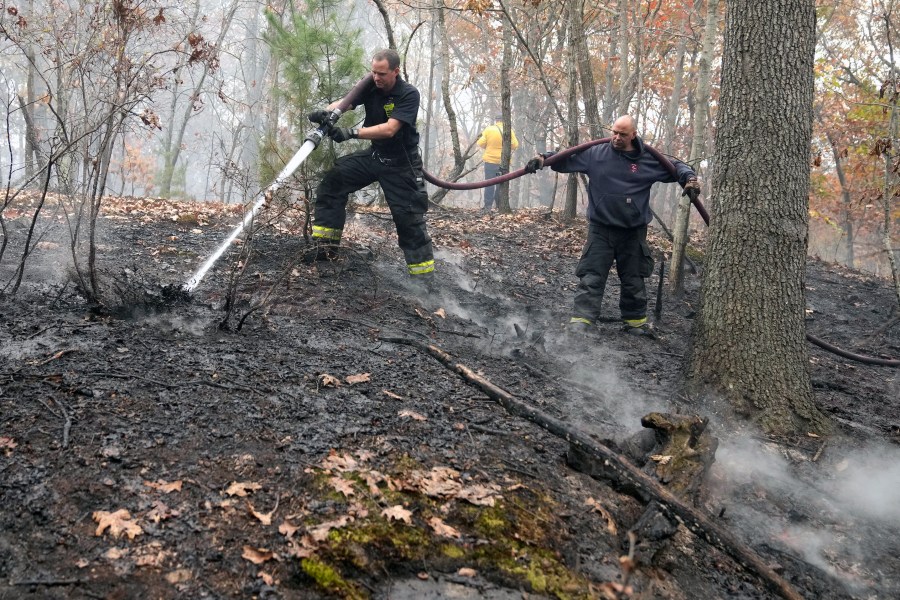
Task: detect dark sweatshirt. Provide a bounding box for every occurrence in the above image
[551,137,695,228]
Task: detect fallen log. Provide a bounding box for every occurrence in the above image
[381,336,804,600]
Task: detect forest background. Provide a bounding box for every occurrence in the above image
[1,0,896,278]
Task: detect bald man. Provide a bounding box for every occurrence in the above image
[526,116,699,336]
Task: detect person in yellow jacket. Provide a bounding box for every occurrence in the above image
[476,115,519,213]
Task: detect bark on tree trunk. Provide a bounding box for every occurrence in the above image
[23,0,36,182]
[882,107,900,311]
[688,0,831,436]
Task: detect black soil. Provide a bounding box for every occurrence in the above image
[1,199,898,600]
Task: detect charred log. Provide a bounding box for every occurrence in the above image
[382,336,804,600]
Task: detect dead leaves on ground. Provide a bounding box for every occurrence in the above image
[381,505,413,523]
[316,372,371,388]
[242,545,278,564]
[407,466,501,507]
[398,409,427,421]
[144,479,183,493]
[93,509,143,540]
[345,372,371,385]
[428,516,461,538]
[85,450,510,588]
[586,497,618,535]
[225,481,262,497]
[0,436,16,456]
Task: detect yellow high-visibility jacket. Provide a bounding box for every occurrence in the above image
[476,122,519,164]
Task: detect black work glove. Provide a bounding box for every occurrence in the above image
[524,151,555,174]
[682,177,700,196]
[524,156,544,174]
[308,109,330,124]
[329,127,359,143]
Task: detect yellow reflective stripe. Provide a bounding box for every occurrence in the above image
[624,317,648,327]
[569,317,592,325]
[407,260,435,275]
[312,225,342,241]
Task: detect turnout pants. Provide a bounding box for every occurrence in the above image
[482,163,503,211]
[313,148,434,276]
[572,223,654,322]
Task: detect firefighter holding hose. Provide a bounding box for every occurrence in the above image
[526,115,700,337]
[306,49,434,288]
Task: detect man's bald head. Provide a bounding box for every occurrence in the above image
[611,115,637,151]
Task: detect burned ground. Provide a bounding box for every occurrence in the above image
[1,197,898,600]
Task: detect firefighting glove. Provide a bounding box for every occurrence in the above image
[308,109,330,124]
[329,127,359,143]
[524,156,543,174]
[682,178,700,196]
[524,151,556,174]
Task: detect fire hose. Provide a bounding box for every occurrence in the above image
[425,139,896,366]
[184,74,897,367]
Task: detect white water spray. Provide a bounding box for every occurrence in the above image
[183,139,318,292]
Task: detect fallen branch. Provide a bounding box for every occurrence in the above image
[11,578,82,586]
[381,336,804,600]
[35,348,77,367]
[37,397,72,449]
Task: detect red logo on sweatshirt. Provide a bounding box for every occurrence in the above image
[630,163,638,173]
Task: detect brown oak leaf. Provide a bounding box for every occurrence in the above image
[428,516,461,538]
[345,373,371,385]
[144,479,183,493]
[242,546,276,564]
[93,509,143,540]
[224,481,262,497]
[381,505,413,524]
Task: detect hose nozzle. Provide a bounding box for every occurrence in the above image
[304,109,343,144]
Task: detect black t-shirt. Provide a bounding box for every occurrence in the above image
[356,77,421,156]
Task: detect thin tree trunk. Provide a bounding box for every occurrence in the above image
[370,0,397,50]
[823,131,855,268]
[497,21,513,213]
[430,1,469,206]
[670,0,718,296]
[563,0,581,220]
[573,0,602,139]
[423,16,437,173]
[159,1,238,199]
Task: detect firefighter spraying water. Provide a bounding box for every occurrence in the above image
[180,110,342,294]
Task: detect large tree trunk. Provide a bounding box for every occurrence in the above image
[688,0,830,436]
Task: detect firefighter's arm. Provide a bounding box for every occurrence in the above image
[356,118,403,140]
